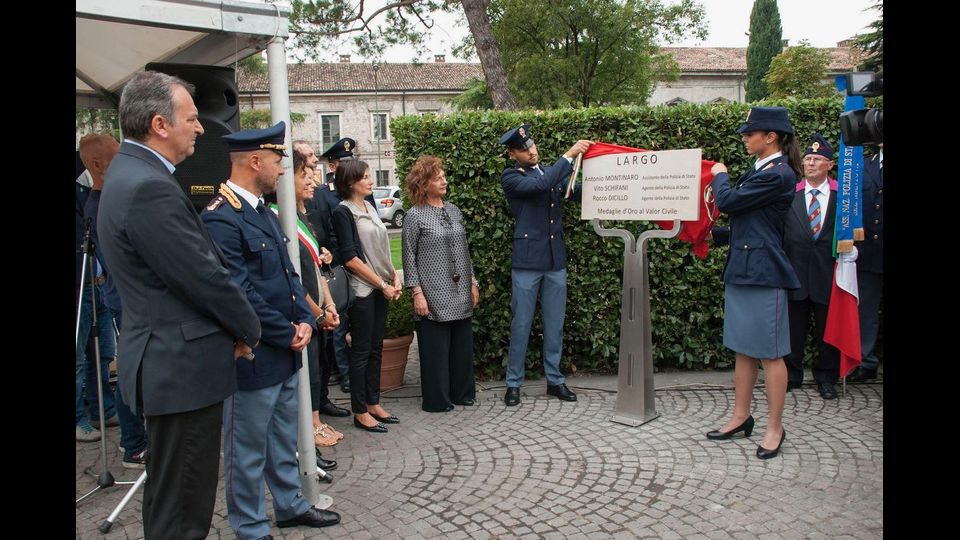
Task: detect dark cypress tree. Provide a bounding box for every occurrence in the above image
[745,0,783,102]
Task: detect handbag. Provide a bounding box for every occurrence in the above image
[322,263,354,312]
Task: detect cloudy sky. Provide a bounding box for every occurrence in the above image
[314,0,879,63]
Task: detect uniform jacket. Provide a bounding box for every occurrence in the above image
[783,183,838,304]
[501,157,580,271]
[202,189,316,391]
[98,142,261,416]
[710,155,800,290]
[857,154,883,273]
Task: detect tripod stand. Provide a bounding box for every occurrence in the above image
[75,218,136,505]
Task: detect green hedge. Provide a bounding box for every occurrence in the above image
[391,98,847,379]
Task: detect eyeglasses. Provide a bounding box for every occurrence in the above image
[802,156,831,165]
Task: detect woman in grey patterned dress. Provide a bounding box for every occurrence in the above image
[402,156,478,412]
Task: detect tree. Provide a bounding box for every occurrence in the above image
[763,41,836,99]
[238,54,267,76]
[289,0,519,109]
[482,0,706,108]
[745,0,782,102]
[448,78,494,110]
[461,0,516,110]
[855,0,882,74]
[76,108,120,141]
[240,109,307,129]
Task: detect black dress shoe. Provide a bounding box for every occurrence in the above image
[277,506,341,528]
[504,387,520,406]
[706,415,755,440]
[318,401,351,417]
[817,382,838,400]
[353,417,388,433]
[546,383,577,401]
[786,380,802,391]
[255,536,273,540]
[455,398,476,406]
[757,429,786,459]
[846,366,877,383]
[370,412,400,424]
[340,375,351,393]
[316,454,337,470]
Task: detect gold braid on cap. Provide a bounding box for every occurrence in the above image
[260,143,287,151]
[218,183,242,210]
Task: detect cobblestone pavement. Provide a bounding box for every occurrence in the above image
[77,354,882,539]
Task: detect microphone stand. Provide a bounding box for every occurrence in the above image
[76,218,136,506]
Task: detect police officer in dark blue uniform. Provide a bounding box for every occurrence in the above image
[202,121,341,537]
[705,106,802,460]
[317,137,356,209]
[499,123,592,406]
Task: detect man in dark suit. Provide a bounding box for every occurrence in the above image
[848,144,883,382]
[202,122,341,538]
[782,134,841,399]
[499,123,592,406]
[98,71,261,539]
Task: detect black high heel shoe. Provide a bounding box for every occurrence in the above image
[756,428,786,459]
[370,412,400,424]
[706,415,755,440]
[354,417,388,433]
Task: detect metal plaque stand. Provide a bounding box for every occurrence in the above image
[592,218,681,426]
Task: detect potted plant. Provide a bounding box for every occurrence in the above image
[380,287,415,391]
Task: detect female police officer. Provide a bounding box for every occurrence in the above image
[705,106,801,460]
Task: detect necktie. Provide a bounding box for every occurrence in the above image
[257,201,282,241]
[808,189,821,239]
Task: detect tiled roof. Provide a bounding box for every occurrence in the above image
[663,47,864,73]
[237,62,485,92]
[237,46,863,92]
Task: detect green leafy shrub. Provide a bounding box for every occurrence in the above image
[391,98,848,378]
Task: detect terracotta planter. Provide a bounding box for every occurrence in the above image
[380,333,414,391]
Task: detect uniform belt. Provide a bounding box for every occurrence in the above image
[94,275,106,286]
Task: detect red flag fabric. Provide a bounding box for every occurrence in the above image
[582,142,718,259]
[823,257,862,377]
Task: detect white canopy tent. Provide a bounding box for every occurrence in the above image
[76,0,328,506]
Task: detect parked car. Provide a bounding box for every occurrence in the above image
[374,185,405,227]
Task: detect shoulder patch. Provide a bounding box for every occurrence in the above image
[218,183,242,210]
[206,195,226,211]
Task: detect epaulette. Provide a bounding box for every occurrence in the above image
[517,167,526,174]
[761,161,777,171]
[218,183,243,210]
[206,195,226,211]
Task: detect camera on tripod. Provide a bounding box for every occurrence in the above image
[839,71,883,146]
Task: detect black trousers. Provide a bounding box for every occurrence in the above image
[347,293,387,413]
[416,317,476,412]
[785,298,840,384]
[307,329,335,410]
[142,401,223,540]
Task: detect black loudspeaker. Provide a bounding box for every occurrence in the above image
[145,63,240,211]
